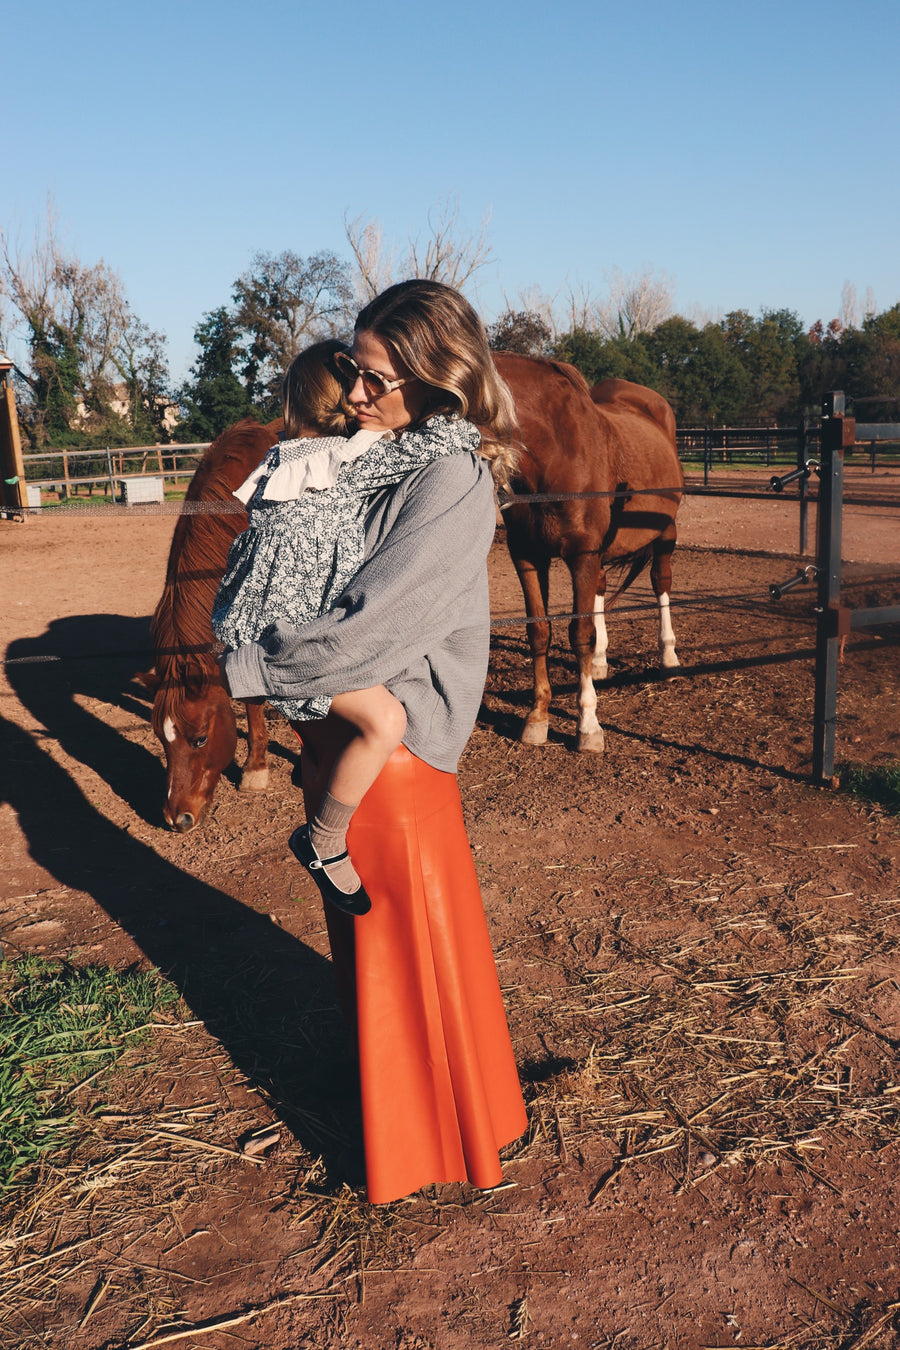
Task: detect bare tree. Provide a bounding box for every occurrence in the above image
[60,257,130,404]
[344,214,397,305]
[840,281,860,331]
[344,197,493,304]
[513,284,562,339]
[408,197,493,290]
[498,272,672,346]
[560,279,605,335]
[113,316,172,440]
[596,265,674,341]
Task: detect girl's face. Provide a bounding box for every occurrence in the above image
[346,330,429,434]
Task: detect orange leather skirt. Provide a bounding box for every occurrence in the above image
[297,737,527,1204]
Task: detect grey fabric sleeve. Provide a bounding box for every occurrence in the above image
[223,454,496,704]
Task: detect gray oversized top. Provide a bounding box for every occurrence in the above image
[222,451,497,773]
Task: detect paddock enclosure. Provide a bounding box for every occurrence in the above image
[1,485,900,1349]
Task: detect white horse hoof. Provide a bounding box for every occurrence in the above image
[591,659,609,681]
[576,729,605,754]
[240,768,270,793]
[521,720,549,747]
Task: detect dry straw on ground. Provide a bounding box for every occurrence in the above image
[506,858,900,1190]
[4,852,900,1349]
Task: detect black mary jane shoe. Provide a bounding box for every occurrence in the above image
[288,825,372,917]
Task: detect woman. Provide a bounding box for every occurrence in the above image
[223,279,528,1203]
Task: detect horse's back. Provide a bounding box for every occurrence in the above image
[591,378,677,443]
[492,352,612,495]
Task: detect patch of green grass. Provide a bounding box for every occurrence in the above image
[0,957,179,1191]
[839,760,900,813]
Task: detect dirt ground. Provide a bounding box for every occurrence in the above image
[1,470,900,1350]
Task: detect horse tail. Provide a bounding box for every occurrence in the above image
[603,545,654,609]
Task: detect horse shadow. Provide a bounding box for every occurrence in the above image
[482,626,815,779]
[4,614,301,824]
[2,614,363,1186]
[6,614,169,826]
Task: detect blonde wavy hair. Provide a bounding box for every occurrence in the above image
[354,280,519,487]
[282,338,351,439]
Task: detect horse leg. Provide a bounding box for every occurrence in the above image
[591,572,609,681]
[239,697,270,791]
[513,556,552,746]
[567,549,605,754]
[651,529,680,672]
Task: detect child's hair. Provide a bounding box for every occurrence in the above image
[282,339,351,438]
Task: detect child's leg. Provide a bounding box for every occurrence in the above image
[306,686,407,894]
[327,687,407,806]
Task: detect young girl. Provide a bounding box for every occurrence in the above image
[211,338,481,917]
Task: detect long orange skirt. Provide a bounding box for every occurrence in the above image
[301,742,527,1204]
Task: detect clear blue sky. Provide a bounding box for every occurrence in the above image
[4,0,898,381]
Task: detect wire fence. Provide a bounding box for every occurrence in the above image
[7,474,900,520]
[0,592,782,668]
[12,425,900,510]
[0,564,843,673]
[6,483,690,519]
[2,478,896,670]
[4,425,898,787]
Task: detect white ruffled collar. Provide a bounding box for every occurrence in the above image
[233,427,392,505]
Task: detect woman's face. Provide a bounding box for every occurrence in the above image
[347,330,429,434]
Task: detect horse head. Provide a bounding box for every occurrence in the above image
[143,655,237,832]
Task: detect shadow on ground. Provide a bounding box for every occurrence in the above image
[2,614,362,1187]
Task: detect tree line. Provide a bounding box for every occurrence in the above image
[537,305,900,427]
[2,208,897,448]
[1,213,169,448]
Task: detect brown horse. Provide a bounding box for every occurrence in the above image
[144,359,681,828]
[494,354,682,752]
[141,417,279,831]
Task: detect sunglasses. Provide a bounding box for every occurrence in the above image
[333,350,411,400]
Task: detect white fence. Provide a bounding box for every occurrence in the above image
[22,443,209,501]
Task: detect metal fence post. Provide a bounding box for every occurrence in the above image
[812,407,853,782]
[798,416,809,556]
[703,426,711,487]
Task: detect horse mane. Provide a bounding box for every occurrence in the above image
[151,416,281,718]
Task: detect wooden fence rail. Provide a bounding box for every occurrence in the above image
[20,443,208,499]
[18,424,900,505]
